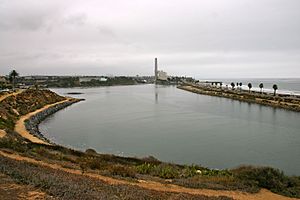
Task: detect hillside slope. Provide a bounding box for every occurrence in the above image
[0,89,65,131]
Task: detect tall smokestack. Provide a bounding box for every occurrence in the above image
[154,58,158,84]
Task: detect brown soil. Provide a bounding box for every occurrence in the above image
[0,130,6,138]
[0,151,298,200]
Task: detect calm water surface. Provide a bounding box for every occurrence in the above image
[40,85,300,175]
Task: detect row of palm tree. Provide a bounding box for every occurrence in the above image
[254,82,278,95]
[229,82,278,95]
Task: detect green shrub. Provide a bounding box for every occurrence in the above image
[136,163,155,174]
[136,163,202,179]
[181,165,199,178]
[232,166,300,198]
[157,165,179,179]
[202,169,232,177]
[108,164,136,178]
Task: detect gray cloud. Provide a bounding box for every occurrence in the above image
[64,14,87,26]
[0,1,62,31]
[0,0,300,77]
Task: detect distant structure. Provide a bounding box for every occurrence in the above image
[154,57,168,83]
[157,70,168,81]
[154,58,158,84]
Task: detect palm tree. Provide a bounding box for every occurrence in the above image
[248,83,252,92]
[9,70,19,91]
[259,83,264,94]
[231,82,235,90]
[273,84,278,96]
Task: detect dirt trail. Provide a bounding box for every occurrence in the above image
[0,90,21,139]
[0,151,298,200]
[0,90,23,102]
[0,130,6,138]
[14,99,70,145]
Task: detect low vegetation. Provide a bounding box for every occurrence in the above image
[0,155,232,200]
[1,137,299,198]
[232,166,300,197]
[0,89,65,130]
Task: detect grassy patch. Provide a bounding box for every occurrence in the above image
[137,163,205,179]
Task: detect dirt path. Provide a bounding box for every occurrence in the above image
[0,130,6,138]
[0,90,23,102]
[14,99,70,145]
[0,151,298,200]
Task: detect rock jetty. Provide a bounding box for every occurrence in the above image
[178,83,300,112]
[24,98,84,143]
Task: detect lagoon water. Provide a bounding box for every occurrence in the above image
[40,84,300,175]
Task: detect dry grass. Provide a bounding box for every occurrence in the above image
[0,138,299,198]
[0,155,232,200]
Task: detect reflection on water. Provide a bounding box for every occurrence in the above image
[40,85,300,175]
[155,86,159,104]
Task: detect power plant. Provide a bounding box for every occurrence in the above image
[153,58,193,85]
[154,58,168,84]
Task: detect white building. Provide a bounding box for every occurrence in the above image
[79,77,100,83]
[100,77,108,82]
[157,70,168,81]
[79,76,107,83]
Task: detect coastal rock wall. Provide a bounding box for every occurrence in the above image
[178,84,300,112]
[25,99,83,143]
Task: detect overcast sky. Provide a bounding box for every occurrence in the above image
[0,0,300,78]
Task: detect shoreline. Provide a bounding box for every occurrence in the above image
[1,89,299,199]
[178,83,300,112]
[14,98,84,145]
